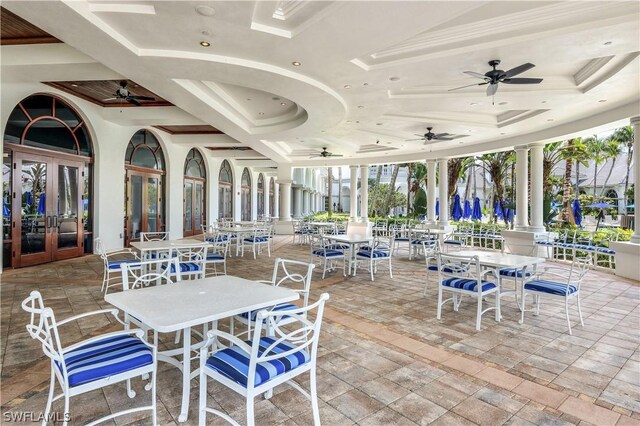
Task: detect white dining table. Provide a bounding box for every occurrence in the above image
[105,276,298,422]
[218,226,264,255]
[131,238,204,259]
[327,234,371,275]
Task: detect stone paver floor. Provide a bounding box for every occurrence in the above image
[1,236,638,425]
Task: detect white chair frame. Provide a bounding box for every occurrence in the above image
[95,237,140,295]
[199,293,330,426]
[167,242,209,280]
[21,291,157,426]
[310,236,347,279]
[354,235,394,282]
[202,232,230,276]
[240,227,272,259]
[436,253,500,331]
[422,240,441,295]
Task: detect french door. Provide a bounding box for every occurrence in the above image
[11,152,85,267]
[184,177,204,236]
[125,169,163,245]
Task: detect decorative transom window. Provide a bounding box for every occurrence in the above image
[125,130,165,170]
[219,160,233,183]
[184,148,206,178]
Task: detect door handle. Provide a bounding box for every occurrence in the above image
[53,215,58,229]
[47,216,53,232]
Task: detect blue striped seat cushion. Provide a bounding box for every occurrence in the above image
[499,268,533,278]
[444,240,463,245]
[59,335,152,387]
[239,303,297,321]
[312,249,343,257]
[162,262,203,273]
[206,253,225,261]
[244,237,269,243]
[428,265,455,273]
[206,235,228,242]
[596,247,615,254]
[357,250,389,258]
[442,277,496,292]
[394,237,410,242]
[107,258,141,270]
[524,280,577,295]
[327,243,350,250]
[573,244,595,251]
[536,241,555,246]
[205,336,309,387]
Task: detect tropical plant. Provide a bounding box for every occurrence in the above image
[382,164,400,215]
[599,137,622,197]
[405,163,414,214]
[374,165,383,188]
[610,126,634,211]
[584,134,608,196]
[369,183,406,216]
[477,152,514,224]
[558,138,589,222]
[327,167,333,217]
[413,187,427,215]
[447,157,472,201]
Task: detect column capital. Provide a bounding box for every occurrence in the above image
[359,164,369,169]
[276,179,293,185]
[426,159,437,164]
[527,142,546,149]
[630,116,640,125]
[437,157,449,163]
[514,145,529,151]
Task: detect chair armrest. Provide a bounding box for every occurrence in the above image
[62,329,146,354]
[204,329,252,355]
[256,280,274,286]
[104,249,139,259]
[57,308,123,327]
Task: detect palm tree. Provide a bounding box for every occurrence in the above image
[405,163,414,215]
[478,152,514,223]
[383,164,400,216]
[584,134,608,197]
[611,126,634,212]
[599,138,622,197]
[447,157,472,201]
[374,165,383,188]
[327,167,333,217]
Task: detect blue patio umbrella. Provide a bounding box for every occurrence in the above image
[3,200,10,218]
[505,208,512,222]
[463,200,472,219]
[494,201,504,220]
[472,197,482,220]
[627,204,635,209]
[37,194,46,215]
[550,201,561,208]
[24,191,33,206]
[586,202,614,208]
[572,199,582,226]
[435,199,439,216]
[451,194,463,221]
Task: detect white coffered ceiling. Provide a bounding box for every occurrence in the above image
[2,1,639,166]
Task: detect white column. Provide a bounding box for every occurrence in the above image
[427,159,437,223]
[303,189,310,216]
[338,167,343,212]
[631,116,640,243]
[292,186,303,218]
[529,144,545,232]
[438,159,449,226]
[360,165,369,222]
[350,166,358,221]
[264,179,270,220]
[278,181,292,220]
[515,146,529,230]
[273,180,279,219]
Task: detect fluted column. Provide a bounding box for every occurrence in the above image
[515,146,529,230]
[350,165,359,222]
[264,180,270,219]
[338,168,343,212]
[273,180,279,219]
[529,144,545,232]
[360,164,369,222]
[427,159,437,223]
[631,116,640,243]
[438,159,449,226]
[302,189,310,216]
[278,181,291,220]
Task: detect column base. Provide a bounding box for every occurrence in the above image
[528,225,546,233]
[610,241,640,281]
[514,225,529,231]
[274,219,294,235]
[631,234,640,244]
[502,230,554,256]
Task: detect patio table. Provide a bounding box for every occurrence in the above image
[326,234,371,275]
[131,238,204,260]
[218,226,264,256]
[105,275,298,422]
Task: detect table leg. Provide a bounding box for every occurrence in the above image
[178,326,191,423]
[349,244,356,275]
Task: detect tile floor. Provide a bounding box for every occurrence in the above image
[1,236,638,425]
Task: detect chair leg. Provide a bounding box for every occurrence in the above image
[246,395,255,426]
[565,298,572,335]
[126,377,136,398]
[62,394,70,426]
[199,373,207,426]
[43,368,55,425]
[476,296,483,331]
[388,258,393,278]
[370,259,374,281]
[322,258,327,279]
[495,289,501,322]
[520,292,527,324]
[310,368,321,426]
[535,295,541,316]
[577,294,584,326]
[437,286,443,319]
[151,365,158,425]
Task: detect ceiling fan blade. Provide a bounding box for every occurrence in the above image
[503,63,535,78]
[102,97,118,101]
[502,77,543,84]
[487,83,498,96]
[126,97,142,106]
[128,95,155,101]
[331,154,344,157]
[448,82,488,92]
[406,138,425,141]
[463,71,489,80]
[435,136,454,141]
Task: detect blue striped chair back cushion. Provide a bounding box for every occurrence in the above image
[244,237,269,243]
[206,235,228,242]
[536,241,555,246]
[524,280,577,295]
[442,277,496,292]
[356,250,389,258]
[59,335,152,387]
[499,268,533,278]
[162,262,203,273]
[312,249,343,257]
[205,336,310,387]
[206,253,225,261]
[428,265,454,273]
[327,243,350,250]
[107,258,142,270]
[239,303,297,321]
[443,239,463,245]
[596,247,615,254]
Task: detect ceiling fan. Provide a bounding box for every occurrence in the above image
[103,80,156,106]
[449,60,543,97]
[406,127,453,144]
[310,147,343,158]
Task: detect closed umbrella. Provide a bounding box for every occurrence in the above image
[494,201,504,220]
[505,208,512,222]
[472,197,482,220]
[572,199,582,227]
[463,200,472,219]
[3,200,10,218]
[452,194,463,221]
[435,199,439,217]
[24,191,33,206]
[37,193,46,215]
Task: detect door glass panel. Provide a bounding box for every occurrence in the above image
[3,151,11,241]
[57,165,79,249]
[20,160,47,255]
[185,182,193,232]
[147,177,158,232]
[130,175,143,240]
[195,183,202,230]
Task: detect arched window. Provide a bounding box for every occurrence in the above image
[257,173,265,218]
[241,168,252,221]
[605,189,619,208]
[184,149,206,236]
[124,130,165,244]
[3,94,93,268]
[269,178,275,218]
[218,160,233,220]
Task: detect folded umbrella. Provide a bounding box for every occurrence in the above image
[463,200,472,219]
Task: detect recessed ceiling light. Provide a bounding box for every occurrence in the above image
[343,84,351,89]
[272,97,281,101]
[604,41,612,45]
[196,5,215,16]
[598,99,607,103]
[498,101,508,105]
[200,41,211,47]
[201,30,211,36]
[470,102,477,106]
[387,142,391,145]
[258,112,264,115]
[246,98,252,101]
[376,122,383,126]
[321,130,326,133]
[280,102,286,106]
[355,121,360,123]
[389,76,400,81]
[500,132,506,135]
[291,61,301,66]
[459,141,464,144]
[541,100,547,104]
[547,119,554,122]
[467,129,473,132]
[357,105,364,109]
[363,83,369,86]
[346,120,352,123]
